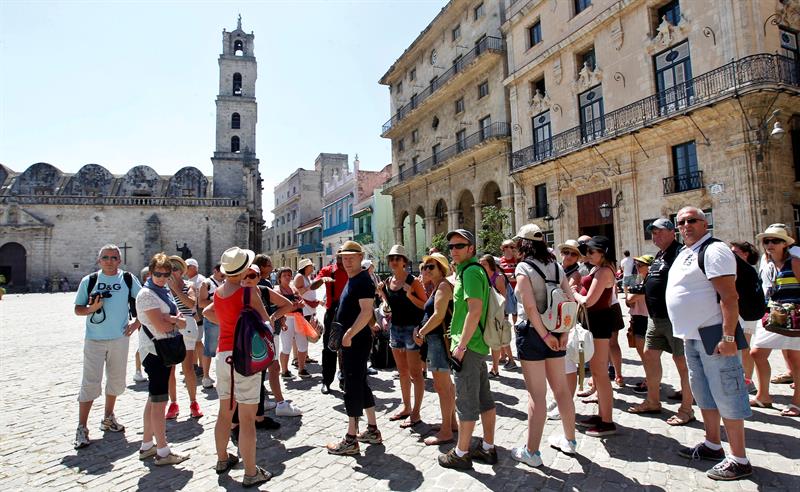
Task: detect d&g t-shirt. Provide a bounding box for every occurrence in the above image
[75,270,142,340]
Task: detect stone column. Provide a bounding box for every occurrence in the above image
[408,214,417,264]
[500,194,515,235]
[474,204,484,250]
[448,210,460,232]
[424,216,435,247]
[394,225,403,245]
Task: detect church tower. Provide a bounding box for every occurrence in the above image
[211,15,263,249]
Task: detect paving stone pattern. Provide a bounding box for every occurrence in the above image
[1,293,798,491]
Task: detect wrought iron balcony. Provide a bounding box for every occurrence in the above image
[511,53,799,173]
[382,36,504,136]
[353,232,373,244]
[298,243,324,254]
[663,171,704,195]
[387,122,510,186]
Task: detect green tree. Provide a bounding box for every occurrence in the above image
[478,206,512,256]
[431,232,448,254]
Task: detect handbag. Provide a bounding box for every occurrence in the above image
[566,305,594,390]
[762,301,800,337]
[327,321,346,351]
[142,325,186,367]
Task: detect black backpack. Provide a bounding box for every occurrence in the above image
[87,271,137,319]
[697,238,766,321]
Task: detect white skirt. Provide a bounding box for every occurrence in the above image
[751,320,800,350]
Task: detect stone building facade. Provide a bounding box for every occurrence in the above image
[504,0,800,256]
[379,0,516,263]
[0,18,264,290]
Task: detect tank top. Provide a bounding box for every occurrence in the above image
[421,284,453,337]
[214,286,245,352]
[279,285,304,314]
[384,273,424,326]
[770,259,800,303]
[175,282,193,316]
[580,267,614,312]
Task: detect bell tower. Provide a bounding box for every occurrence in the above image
[211,15,263,249]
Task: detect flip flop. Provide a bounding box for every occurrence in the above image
[581,398,599,404]
[424,435,454,446]
[389,413,411,421]
[749,398,773,408]
[577,386,596,398]
[627,403,662,414]
[781,403,800,417]
[770,372,793,384]
[666,411,696,426]
[399,419,422,429]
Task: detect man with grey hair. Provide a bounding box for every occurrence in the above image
[73,244,142,449]
[666,207,752,480]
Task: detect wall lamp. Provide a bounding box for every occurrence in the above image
[599,191,623,219]
[756,109,786,163]
[544,203,565,229]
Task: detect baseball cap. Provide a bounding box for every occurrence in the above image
[446,228,475,245]
[646,218,675,232]
[185,258,199,268]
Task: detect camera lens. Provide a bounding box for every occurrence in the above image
[102,291,112,298]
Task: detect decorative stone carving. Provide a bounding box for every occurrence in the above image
[144,214,162,263]
[776,0,800,26]
[12,162,63,195]
[63,164,114,196]
[552,56,562,85]
[529,89,551,114]
[610,18,624,51]
[166,166,209,198]
[572,62,603,94]
[647,13,689,54]
[118,165,161,197]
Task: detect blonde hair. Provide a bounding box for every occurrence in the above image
[148,253,171,273]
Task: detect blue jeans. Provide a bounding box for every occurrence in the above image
[425,333,450,371]
[683,339,751,420]
[203,318,220,357]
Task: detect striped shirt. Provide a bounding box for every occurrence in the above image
[175,281,194,316]
[499,256,518,288]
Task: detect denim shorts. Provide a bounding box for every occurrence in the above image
[203,318,220,357]
[425,333,450,371]
[389,323,419,351]
[683,339,751,420]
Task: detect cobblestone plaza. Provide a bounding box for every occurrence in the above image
[0,292,798,491]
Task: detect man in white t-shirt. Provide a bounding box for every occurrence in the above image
[619,250,636,296]
[665,207,752,481]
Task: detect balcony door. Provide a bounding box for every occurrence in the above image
[655,41,693,114]
[579,86,604,142]
[532,111,552,160]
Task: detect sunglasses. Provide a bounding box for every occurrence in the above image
[151,271,171,278]
[244,272,259,280]
[676,218,701,226]
[560,250,579,257]
[100,255,119,261]
[171,266,183,272]
[448,243,469,250]
[388,255,404,262]
[422,264,437,271]
[762,238,785,245]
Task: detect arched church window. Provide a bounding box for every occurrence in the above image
[234,40,244,56]
[231,136,240,153]
[233,73,242,96]
[231,113,241,129]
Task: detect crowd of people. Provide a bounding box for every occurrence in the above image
[71,205,799,486]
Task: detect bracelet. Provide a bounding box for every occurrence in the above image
[541,331,551,341]
[454,346,466,353]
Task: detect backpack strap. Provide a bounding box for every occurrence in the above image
[122,271,137,319]
[243,286,251,307]
[696,237,721,276]
[458,262,490,333]
[522,259,558,283]
[86,272,99,298]
[141,324,156,341]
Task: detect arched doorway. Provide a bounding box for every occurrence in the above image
[433,199,448,237]
[480,181,502,210]
[457,190,476,236]
[0,242,27,289]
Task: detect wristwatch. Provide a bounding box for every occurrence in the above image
[721,335,735,343]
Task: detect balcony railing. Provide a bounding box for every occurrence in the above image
[386,122,510,186]
[298,243,324,254]
[353,232,374,244]
[511,53,799,173]
[323,220,352,237]
[663,171,704,195]
[382,36,504,135]
[0,195,241,207]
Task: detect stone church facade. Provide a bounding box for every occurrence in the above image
[0,18,264,291]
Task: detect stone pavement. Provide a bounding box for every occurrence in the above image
[0,293,798,491]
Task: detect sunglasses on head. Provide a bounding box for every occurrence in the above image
[171,266,183,272]
[422,264,437,271]
[561,250,579,257]
[762,238,785,245]
[448,243,469,250]
[151,271,171,278]
[676,218,701,226]
[244,272,259,280]
[100,255,119,261]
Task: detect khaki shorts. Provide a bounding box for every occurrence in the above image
[78,336,130,402]
[645,317,685,356]
[215,351,262,405]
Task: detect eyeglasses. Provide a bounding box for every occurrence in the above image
[448,243,469,250]
[422,264,437,271]
[151,271,171,278]
[762,238,785,245]
[676,218,701,226]
[560,251,579,257]
[244,273,258,280]
[100,255,119,261]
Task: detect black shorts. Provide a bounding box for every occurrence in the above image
[587,307,616,340]
[515,321,566,361]
[631,315,649,338]
[142,353,171,402]
[610,303,624,331]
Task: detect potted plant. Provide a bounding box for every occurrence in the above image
[0,274,7,300]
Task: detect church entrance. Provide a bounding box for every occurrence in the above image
[0,242,27,290]
[577,189,617,261]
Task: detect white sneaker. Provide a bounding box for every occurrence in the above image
[275,400,303,417]
[201,377,214,388]
[99,413,125,432]
[133,370,147,383]
[548,435,577,455]
[546,401,561,420]
[264,400,277,411]
[74,425,90,449]
[511,445,543,467]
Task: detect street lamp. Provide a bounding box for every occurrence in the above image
[598,191,623,219]
[756,109,786,163]
[543,203,565,229]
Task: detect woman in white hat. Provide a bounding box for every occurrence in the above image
[294,258,320,323]
[751,225,800,416]
[275,267,311,379]
[381,244,427,426]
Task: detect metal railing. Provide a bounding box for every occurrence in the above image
[387,122,510,186]
[511,53,799,172]
[382,36,504,135]
[663,170,704,195]
[353,232,373,244]
[298,243,324,254]
[0,195,242,207]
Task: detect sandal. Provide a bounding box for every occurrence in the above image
[771,372,793,384]
[749,398,773,408]
[423,435,454,446]
[577,386,596,398]
[389,412,411,421]
[399,419,423,429]
[781,403,800,417]
[666,409,696,426]
[214,453,239,474]
[627,402,662,414]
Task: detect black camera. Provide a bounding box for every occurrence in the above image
[577,240,588,256]
[90,291,112,302]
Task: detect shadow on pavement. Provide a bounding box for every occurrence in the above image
[137,465,193,490]
[60,434,139,474]
[352,444,424,491]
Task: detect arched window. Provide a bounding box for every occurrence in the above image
[231,136,240,153]
[231,113,241,129]
[233,73,242,96]
[234,40,244,56]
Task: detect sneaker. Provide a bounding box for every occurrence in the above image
[438,448,473,470]
[133,370,147,383]
[281,371,293,380]
[292,359,299,367]
[306,356,319,364]
[154,451,189,466]
[99,414,125,432]
[327,435,359,455]
[678,442,726,461]
[73,425,90,449]
[190,401,203,418]
[632,382,648,394]
[356,427,382,444]
[139,446,157,460]
[367,366,378,375]
[585,421,617,437]
[202,377,214,389]
[706,457,753,481]
[276,400,303,417]
[320,384,331,395]
[214,453,239,474]
[298,369,312,379]
[242,466,273,488]
[264,400,277,410]
[546,400,561,420]
[576,415,602,428]
[511,445,542,467]
[165,402,179,420]
[548,435,578,455]
[470,440,499,464]
[255,417,281,430]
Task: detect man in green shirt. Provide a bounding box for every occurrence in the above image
[438,229,497,470]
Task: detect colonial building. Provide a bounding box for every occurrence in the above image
[379,0,516,263]
[351,163,393,270]
[0,17,264,290]
[504,0,800,255]
[297,216,324,270]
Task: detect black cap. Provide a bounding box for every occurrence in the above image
[446,229,475,245]
[586,235,612,253]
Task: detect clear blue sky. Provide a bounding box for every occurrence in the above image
[0,0,445,220]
